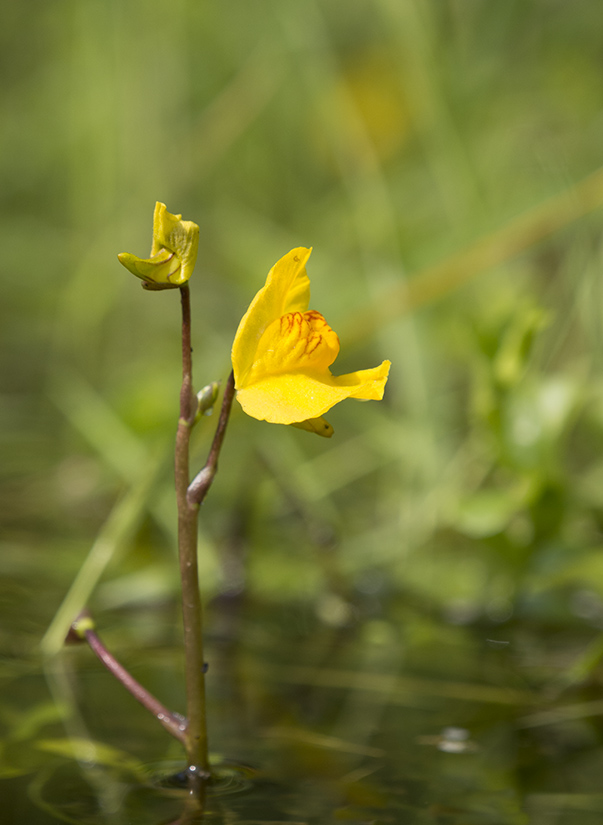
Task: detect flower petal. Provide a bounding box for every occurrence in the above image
[246,311,339,384]
[117,248,181,287]
[151,202,199,284]
[235,360,391,424]
[232,248,312,386]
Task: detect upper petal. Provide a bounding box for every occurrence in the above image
[151,202,199,283]
[232,248,312,387]
[235,360,391,424]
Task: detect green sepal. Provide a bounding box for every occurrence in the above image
[194,382,220,423]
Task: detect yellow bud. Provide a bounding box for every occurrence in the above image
[117,248,182,289]
[118,202,199,289]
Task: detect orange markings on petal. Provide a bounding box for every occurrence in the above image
[231,247,390,433]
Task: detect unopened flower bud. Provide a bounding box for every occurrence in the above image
[118,202,199,290]
[194,382,220,422]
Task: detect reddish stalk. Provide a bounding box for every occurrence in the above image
[70,616,187,744]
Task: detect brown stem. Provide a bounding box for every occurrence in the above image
[67,277,235,781]
[175,285,210,776]
[80,621,187,744]
[179,286,195,425]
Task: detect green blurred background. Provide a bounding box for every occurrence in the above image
[7,1,603,819]
[4,0,603,735]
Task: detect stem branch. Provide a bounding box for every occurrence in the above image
[188,371,235,507]
[74,617,187,744]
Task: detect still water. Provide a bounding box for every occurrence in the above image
[3,587,603,824]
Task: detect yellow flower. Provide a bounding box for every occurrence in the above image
[118,202,199,290]
[232,247,390,437]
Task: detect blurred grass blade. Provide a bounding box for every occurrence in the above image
[50,371,147,485]
[194,40,285,177]
[265,726,385,758]
[548,634,603,697]
[50,371,176,540]
[341,165,603,348]
[35,737,145,777]
[265,664,533,706]
[40,456,162,657]
[518,698,603,730]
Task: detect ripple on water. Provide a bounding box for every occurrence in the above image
[144,759,258,797]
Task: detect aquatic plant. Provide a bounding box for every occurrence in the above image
[60,202,390,787]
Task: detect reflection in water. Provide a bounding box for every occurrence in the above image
[417,725,479,753]
[0,611,595,823]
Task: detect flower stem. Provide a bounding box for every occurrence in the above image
[175,287,236,778]
[175,285,209,776]
[65,284,236,779]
